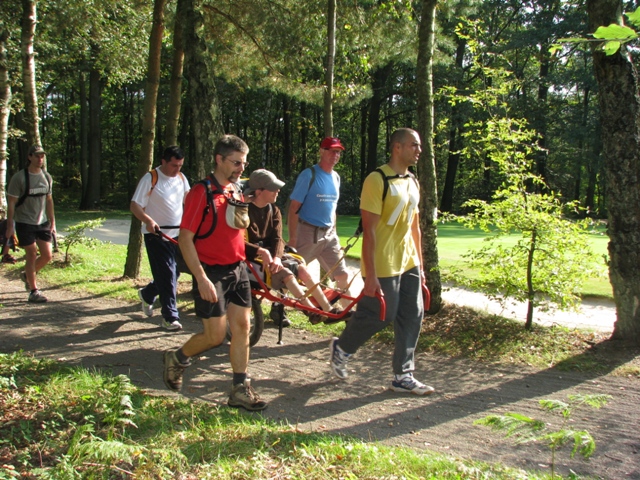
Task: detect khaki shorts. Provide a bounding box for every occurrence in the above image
[295,222,348,280]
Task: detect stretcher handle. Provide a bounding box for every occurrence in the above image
[155,226,179,245]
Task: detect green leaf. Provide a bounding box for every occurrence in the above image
[593,24,637,40]
[626,6,640,28]
[603,40,622,55]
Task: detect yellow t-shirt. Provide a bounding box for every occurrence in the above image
[359,164,420,278]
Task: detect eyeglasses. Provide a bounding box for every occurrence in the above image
[223,157,248,168]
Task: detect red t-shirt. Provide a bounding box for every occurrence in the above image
[180,182,246,266]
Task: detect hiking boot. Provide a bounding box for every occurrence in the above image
[308,312,326,325]
[390,373,435,395]
[163,349,190,391]
[161,318,182,331]
[228,379,267,411]
[28,289,48,303]
[138,288,153,317]
[329,337,352,380]
[324,306,351,325]
[20,271,30,291]
[1,253,17,264]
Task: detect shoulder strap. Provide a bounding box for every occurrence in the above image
[193,175,221,241]
[295,167,316,214]
[15,169,30,208]
[148,169,158,195]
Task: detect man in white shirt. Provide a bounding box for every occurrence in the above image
[131,146,190,330]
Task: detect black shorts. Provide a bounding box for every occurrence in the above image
[15,222,52,247]
[194,261,251,318]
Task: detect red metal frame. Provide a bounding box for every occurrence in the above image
[156,229,430,321]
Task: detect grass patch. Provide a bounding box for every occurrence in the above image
[1,352,554,479]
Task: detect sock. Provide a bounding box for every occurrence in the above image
[30,289,37,294]
[395,373,412,381]
[176,348,190,365]
[233,372,247,385]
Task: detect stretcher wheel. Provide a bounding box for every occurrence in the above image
[226,296,264,347]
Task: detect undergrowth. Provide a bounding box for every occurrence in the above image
[0,351,557,479]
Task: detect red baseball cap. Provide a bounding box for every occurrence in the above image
[320,137,345,150]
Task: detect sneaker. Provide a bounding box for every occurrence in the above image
[329,337,352,380]
[138,288,153,317]
[390,374,435,395]
[20,271,30,291]
[28,289,48,303]
[163,349,190,391]
[1,254,17,264]
[161,318,182,331]
[228,379,268,411]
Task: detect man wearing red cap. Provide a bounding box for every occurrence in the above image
[287,137,351,313]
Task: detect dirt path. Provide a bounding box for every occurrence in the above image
[1,271,638,479]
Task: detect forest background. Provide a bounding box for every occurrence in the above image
[1,0,640,344]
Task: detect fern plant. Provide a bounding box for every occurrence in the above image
[475,393,612,478]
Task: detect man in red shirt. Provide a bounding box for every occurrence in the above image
[163,134,266,411]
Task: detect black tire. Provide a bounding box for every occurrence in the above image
[226,296,264,347]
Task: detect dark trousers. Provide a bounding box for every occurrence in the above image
[141,234,180,321]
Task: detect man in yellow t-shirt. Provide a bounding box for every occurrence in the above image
[329,128,435,395]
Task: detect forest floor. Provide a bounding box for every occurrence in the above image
[1,268,639,479]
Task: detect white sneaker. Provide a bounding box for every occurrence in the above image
[390,373,435,395]
[330,337,352,380]
[138,288,153,317]
[161,318,182,331]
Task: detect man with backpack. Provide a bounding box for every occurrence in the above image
[6,145,55,303]
[286,137,351,311]
[329,128,435,396]
[163,134,267,412]
[130,146,190,331]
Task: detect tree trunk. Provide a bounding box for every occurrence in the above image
[164,0,186,147]
[587,0,640,344]
[283,96,292,177]
[80,66,101,209]
[21,0,41,150]
[79,72,89,206]
[300,101,308,171]
[366,63,392,175]
[0,31,11,218]
[124,0,167,279]
[359,100,367,187]
[183,0,223,179]
[416,0,442,314]
[323,0,336,137]
[440,36,465,213]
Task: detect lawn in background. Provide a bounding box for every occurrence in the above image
[332,216,611,299]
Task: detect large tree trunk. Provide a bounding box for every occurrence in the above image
[587,0,640,344]
[416,0,442,314]
[124,0,167,279]
[366,63,393,175]
[80,66,102,209]
[0,31,11,218]
[21,0,41,150]
[323,0,336,137]
[164,0,186,147]
[184,0,223,178]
